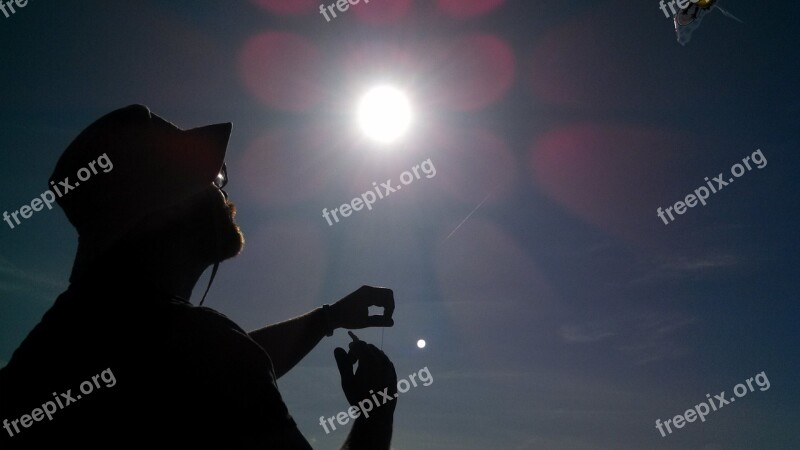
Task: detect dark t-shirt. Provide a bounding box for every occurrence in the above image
[0,280,312,449]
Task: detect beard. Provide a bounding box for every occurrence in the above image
[178,187,245,264]
[210,198,244,263]
[86,188,244,283]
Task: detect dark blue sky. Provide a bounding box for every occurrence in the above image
[1,1,798,448]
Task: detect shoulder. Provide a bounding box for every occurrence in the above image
[164,302,253,349]
[159,302,276,377]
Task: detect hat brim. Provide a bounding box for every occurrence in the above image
[181,122,232,187]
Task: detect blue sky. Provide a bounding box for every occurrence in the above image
[1,1,799,448]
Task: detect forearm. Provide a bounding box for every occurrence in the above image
[341,418,393,450]
[248,307,329,379]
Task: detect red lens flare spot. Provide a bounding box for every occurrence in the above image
[239,32,323,112]
[353,0,412,24]
[237,128,333,207]
[530,124,683,240]
[250,0,317,15]
[434,0,505,18]
[430,34,515,111]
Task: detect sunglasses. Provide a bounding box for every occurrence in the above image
[213,163,228,199]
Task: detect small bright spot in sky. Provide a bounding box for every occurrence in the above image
[357,85,412,144]
[417,339,426,349]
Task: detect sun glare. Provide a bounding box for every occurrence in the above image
[357,85,413,144]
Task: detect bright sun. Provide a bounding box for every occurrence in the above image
[357,85,412,144]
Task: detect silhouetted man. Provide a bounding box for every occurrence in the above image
[0,105,397,449]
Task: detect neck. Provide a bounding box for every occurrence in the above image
[74,238,212,302]
[145,257,209,300]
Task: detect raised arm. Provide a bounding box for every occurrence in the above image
[248,286,395,379]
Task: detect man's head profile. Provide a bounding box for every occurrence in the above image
[51,104,243,289]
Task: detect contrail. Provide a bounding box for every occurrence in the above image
[444,191,492,241]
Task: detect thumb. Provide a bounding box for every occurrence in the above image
[334,347,353,383]
[334,347,356,404]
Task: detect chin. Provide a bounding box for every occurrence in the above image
[209,197,245,263]
[217,223,244,262]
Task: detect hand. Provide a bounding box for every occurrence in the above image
[334,333,398,424]
[330,286,395,330]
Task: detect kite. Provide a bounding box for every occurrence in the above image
[674,0,743,46]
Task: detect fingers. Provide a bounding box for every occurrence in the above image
[369,287,395,318]
[360,286,395,327]
[335,346,359,405]
[345,338,380,364]
[333,286,396,331]
[351,342,395,378]
[367,314,394,327]
[348,337,369,361]
[344,332,392,376]
[358,344,398,390]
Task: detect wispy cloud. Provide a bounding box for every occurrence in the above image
[658,254,738,272]
[0,254,64,302]
[627,253,739,287]
[616,339,689,365]
[558,324,614,343]
[559,312,697,365]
